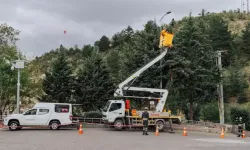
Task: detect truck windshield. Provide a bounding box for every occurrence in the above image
[102,101,111,112]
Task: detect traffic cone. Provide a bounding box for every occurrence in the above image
[182,127,187,136]
[242,130,246,138]
[155,125,159,136]
[220,128,224,138]
[78,123,83,135]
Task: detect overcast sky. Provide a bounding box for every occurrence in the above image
[0,0,241,59]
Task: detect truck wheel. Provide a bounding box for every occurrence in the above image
[50,121,60,130]
[8,121,19,131]
[114,119,124,130]
[156,120,165,132]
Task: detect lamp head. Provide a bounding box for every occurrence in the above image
[166,11,171,14]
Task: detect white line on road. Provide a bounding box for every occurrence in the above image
[193,138,250,144]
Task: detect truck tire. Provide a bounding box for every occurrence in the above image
[114,119,124,130]
[156,120,165,132]
[8,120,19,131]
[49,121,60,130]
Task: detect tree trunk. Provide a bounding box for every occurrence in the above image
[189,102,194,120]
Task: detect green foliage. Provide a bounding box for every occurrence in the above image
[166,13,220,120]
[83,111,102,118]
[41,51,73,103]
[230,106,250,130]
[0,23,20,46]
[240,22,250,60]
[95,35,110,52]
[0,23,30,113]
[200,102,219,123]
[73,52,115,111]
[223,65,249,103]
[207,15,233,67]
[3,9,250,124]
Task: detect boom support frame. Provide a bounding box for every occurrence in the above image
[114,48,169,112]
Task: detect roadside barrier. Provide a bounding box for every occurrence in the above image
[0,116,248,137]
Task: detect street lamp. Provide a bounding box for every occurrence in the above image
[158,11,172,89]
[159,11,172,23]
[11,60,25,114]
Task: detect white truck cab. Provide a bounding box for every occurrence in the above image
[102,100,125,124]
[3,102,73,131]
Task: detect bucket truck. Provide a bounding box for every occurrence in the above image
[102,29,181,132]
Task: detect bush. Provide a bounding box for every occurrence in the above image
[83,111,102,118]
[199,102,219,123]
[230,106,250,130]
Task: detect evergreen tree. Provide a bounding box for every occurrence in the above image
[207,15,233,67]
[110,26,134,47]
[74,53,115,111]
[97,35,110,52]
[42,53,73,103]
[166,14,220,120]
[240,22,250,58]
[223,65,249,103]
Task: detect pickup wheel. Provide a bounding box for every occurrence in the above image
[49,121,60,130]
[114,119,124,130]
[8,120,19,131]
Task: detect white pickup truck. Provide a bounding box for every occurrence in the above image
[3,102,75,131]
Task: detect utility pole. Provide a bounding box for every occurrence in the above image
[216,50,226,124]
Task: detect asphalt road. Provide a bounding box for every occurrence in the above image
[0,127,249,150]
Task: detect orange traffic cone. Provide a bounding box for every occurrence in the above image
[220,128,224,138]
[155,126,159,136]
[182,127,187,136]
[78,123,83,135]
[242,130,246,138]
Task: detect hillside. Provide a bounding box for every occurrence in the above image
[26,9,250,102]
[3,8,250,128]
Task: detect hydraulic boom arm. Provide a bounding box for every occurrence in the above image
[114,48,168,97]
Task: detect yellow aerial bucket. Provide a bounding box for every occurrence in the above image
[159,29,174,48]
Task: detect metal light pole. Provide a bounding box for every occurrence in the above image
[158,11,171,89]
[11,60,25,114]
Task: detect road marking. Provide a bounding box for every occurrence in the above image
[193,138,250,144]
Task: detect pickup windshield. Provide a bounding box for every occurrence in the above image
[102,101,111,112]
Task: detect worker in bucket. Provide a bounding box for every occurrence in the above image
[142,107,149,135]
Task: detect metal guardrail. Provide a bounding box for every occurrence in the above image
[0,116,243,134]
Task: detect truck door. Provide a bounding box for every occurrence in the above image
[108,102,124,123]
[35,108,51,125]
[22,109,38,125]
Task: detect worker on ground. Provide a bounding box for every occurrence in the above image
[142,107,149,135]
[236,116,244,137]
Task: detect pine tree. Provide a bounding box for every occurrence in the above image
[74,53,115,111]
[97,35,110,52]
[42,53,73,103]
[166,14,220,120]
[240,22,250,58]
[207,15,232,67]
